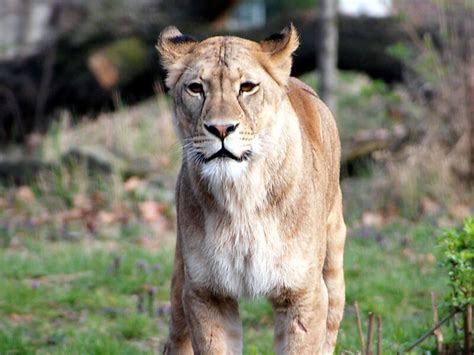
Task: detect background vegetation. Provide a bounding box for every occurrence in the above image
[0,0,472,354]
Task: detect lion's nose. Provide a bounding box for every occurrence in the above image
[204,123,239,140]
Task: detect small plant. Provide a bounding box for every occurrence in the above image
[439,218,474,309]
[438,217,473,353]
[403,219,473,353]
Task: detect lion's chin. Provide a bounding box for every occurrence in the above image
[200,158,249,184]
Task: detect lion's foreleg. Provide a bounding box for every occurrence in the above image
[322,188,346,354]
[164,239,193,355]
[182,287,242,355]
[271,278,329,355]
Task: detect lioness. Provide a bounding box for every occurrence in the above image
[157,24,346,355]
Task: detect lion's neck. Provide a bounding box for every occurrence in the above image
[206,160,270,215]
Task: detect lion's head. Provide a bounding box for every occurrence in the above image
[157,25,299,181]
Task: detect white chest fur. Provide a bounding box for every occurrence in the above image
[187,207,309,299]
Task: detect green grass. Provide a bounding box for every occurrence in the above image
[0,235,174,353]
[340,221,446,353]
[0,216,451,354]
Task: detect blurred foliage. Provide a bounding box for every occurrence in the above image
[381,1,473,219]
[386,42,413,63]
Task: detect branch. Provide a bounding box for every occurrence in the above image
[354,301,366,354]
[404,307,461,352]
[366,312,374,355]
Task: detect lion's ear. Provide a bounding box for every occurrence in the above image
[260,24,299,81]
[157,26,198,68]
[157,26,198,88]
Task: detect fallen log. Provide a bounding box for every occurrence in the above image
[341,124,409,177]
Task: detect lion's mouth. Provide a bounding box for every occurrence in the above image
[196,148,252,163]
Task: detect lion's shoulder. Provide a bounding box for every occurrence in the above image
[287,77,323,149]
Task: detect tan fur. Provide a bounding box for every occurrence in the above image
[158,25,346,355]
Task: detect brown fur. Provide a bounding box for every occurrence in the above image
[158,25,346,354]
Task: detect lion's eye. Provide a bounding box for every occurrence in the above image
[240,82,259,94]
[187,82,204,95]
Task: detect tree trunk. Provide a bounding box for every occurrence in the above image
[318,0,338,114]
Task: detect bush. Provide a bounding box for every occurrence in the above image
[438,218,474,309]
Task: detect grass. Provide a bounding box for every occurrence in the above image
[0,235,174,354]
[340,221,445,353]
[0,73,470,354]
[0,211,452,354]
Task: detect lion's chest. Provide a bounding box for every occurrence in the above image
[187,213,308,298]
